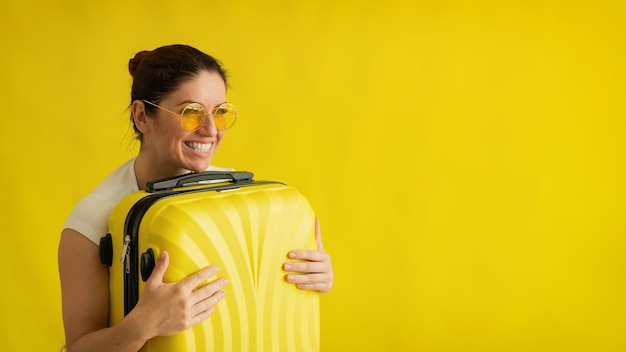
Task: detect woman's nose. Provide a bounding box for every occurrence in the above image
[197,114,218,136]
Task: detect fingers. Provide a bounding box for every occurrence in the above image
[183,264,221,291]
[283,258,330,274]
[284,218,334,293]
[285,272,330,284]
[145,250,170,287]
[295,282,332,293]
[189,280,227,325]
[287,249,330,262]
[191,277,228,306]
[286,273,333,293]
[162,268,227,334]
[137,252,228,336]
[283,246,334,294]
[184,266,227,316]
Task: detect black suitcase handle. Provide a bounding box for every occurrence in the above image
[146,171,254,192]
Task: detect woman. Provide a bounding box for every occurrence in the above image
[58,44,334,351]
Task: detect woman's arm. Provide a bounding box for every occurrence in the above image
[59,229,149,351]
[283,218,334,293]
[59,229,227,351]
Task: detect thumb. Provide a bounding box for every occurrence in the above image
[314,218,325,252]
[146,250,169,286]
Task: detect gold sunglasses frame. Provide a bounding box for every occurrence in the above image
[142,99,237,131]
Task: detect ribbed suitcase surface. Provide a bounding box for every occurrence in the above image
[104,172,320,351]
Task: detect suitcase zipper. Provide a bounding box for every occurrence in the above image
[120,235,131,273]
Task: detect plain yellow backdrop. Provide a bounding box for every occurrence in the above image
[1,0,625,351]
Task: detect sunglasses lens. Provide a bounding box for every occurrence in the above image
[213,104,237,131]
[181,104,205,131]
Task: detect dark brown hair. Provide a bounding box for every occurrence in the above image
[128,44,229,140]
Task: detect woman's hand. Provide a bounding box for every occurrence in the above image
[131,250,228,337]
[283,218,334,293]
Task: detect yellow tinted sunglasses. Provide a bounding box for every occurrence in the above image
[142,100,237,131]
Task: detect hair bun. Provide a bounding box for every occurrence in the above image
[128,50,151,78]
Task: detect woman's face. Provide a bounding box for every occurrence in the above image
[141,70,228,173]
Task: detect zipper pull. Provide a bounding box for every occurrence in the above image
[119,235,131,263]
[125,249,131,274]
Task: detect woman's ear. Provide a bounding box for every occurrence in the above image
[131,100,150,135]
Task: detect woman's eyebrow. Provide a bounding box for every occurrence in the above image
[175,100,228,108]
[175,99,196,107]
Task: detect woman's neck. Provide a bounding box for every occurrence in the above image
[134,152,189,191]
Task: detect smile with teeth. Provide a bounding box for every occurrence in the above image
[185,142,212,153]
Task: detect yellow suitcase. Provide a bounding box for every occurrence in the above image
[99,171,320,351]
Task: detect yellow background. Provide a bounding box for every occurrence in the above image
[1,0,625,351]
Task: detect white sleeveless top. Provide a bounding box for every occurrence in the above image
[63,158,233,244]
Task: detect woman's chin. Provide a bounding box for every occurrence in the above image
[185,159,212,173]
